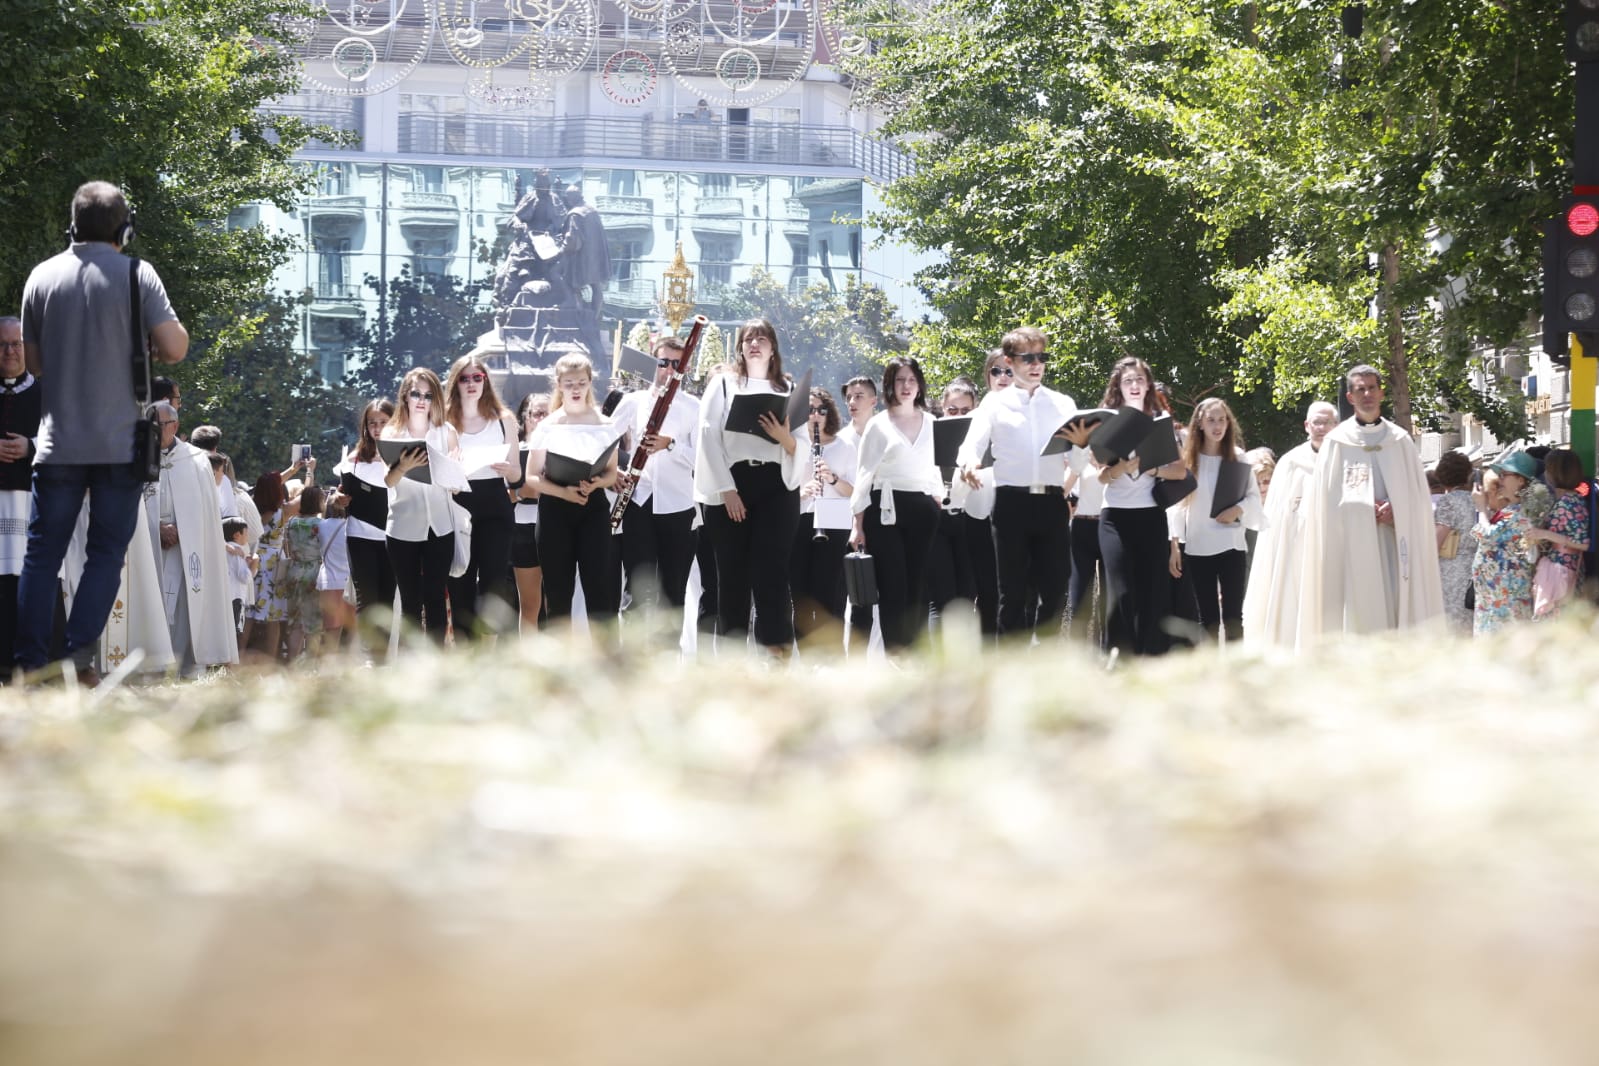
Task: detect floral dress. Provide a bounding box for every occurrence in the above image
[246,509,289,623]
[282,515,323,634]
[1433,488,1477,630]
[1471,503,1534,636]
[1536,490,1589,618]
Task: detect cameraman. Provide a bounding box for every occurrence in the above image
[14,181,187,684]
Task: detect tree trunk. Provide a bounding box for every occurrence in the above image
[1381,242,1412,432]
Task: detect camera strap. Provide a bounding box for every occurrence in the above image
[129,256,150,410]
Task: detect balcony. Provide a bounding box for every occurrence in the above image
[691,196,744,237]
[305,194,366,238]
[594,195,653,235]
[780,197,811,239]
[397,191,460,234]
[605,276,657,313]
[307,282,364,319]
[355,113,915,184]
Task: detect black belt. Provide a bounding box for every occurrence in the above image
[995,484,1065,497]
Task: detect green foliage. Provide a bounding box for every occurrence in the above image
[845,0,1569,447]
[182,293,357,484]
[344,268,496,402]
[720,269,910,393]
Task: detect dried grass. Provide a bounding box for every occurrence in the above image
[4,613,1599,1065]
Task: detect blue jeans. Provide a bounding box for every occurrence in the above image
[15,463,143,671]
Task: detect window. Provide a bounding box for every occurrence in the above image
[702,173,732,195]
[399,93,467,154]
[699,236,738,287]
[610,240,644,281]
[410,238,452,278]
[315,237,352,297]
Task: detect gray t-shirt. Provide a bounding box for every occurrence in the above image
[21,242,178,465]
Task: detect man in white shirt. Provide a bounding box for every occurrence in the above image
[956,327,1093,642]
[838,374,877,448]
[616,336,701,640]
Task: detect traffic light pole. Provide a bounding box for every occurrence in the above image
[1571,335,1595,476]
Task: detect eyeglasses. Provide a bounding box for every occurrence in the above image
[0,341,22,350]
[407,391,433,402]
[1016,352,1050,365]
[459,372,486,385]
[157,420,177,427]
[989,366,1014,378]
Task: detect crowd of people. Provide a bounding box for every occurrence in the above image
[5,182,1591,685]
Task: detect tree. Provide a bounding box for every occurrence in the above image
[182,293,357,484]
[721,269,910,392]
[344,267,496,402]
[843,0,1567,446]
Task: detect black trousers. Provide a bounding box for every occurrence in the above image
[962,514,1000,638]
[1067,515,1104,641]
[621,498,696,643]
[0,574,17,678]
[1099,506,1171,656]
[927,509,976,628]
[864,489,939,651]
[1184,548,1248,642]
[538,492,619,624]
[992,488,1071,641]
[702,462,798,648]
[448,477,516,640]
[387,531,453,645]
[790,515,849,642]
[694,506,719,636]
[347,534,397,653]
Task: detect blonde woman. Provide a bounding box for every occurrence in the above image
[444,354,521,640]
[522,353,621,630]
[1167,397,1263,643]
[381,368,460,645]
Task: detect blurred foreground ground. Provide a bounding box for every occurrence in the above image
[4,620,1599,1066]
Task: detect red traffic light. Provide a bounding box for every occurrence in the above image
[1569,201,1599,237]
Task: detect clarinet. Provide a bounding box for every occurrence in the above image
[609,315,707,533]
[811,428,828,542]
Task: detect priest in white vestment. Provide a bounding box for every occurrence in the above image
[1242,401,1338,649]
[1297,367,1444,642]
[145,402,237,672]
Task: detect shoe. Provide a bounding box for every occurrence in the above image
[74,665,102,689]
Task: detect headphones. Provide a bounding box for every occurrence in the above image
[67,205,136,246]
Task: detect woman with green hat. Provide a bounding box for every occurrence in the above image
[1469,450,1544,635]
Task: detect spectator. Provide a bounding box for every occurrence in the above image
[1470,451,1542,636]
[1527,448,1590,619]
[1431,450,1478,631]
[15,181,188,683]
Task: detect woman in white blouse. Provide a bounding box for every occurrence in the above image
[849,357,944,654]
[380,368,461,646]
[333,397,395,662]
[522,352,621,634]
[1167,397,1264,643]
[791,387,857,644]
[693,319,810,657]
[443,354,521,641]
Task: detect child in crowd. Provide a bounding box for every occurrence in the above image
[282,484,325,661]
[223,517,257,654]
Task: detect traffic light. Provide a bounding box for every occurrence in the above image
[1545,194,1599,363]
[1568,0,1599,63]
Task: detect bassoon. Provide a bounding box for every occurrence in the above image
[609,314,707,533]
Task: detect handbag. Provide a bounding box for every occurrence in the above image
[1438,527,1461,560]
[448,498,473,579]
[843,551,878,607]
[1533,555,1576,617]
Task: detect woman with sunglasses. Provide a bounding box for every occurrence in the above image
[444,355,521,641]
[791,386,856,646]
[693,318,810,658]
[1093,356,1188,656]
[523,352,622,638]
[381,368,461,646]
[511,391,550,634]
[956,329,1092,644]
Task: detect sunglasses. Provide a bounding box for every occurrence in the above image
[809,406,827,414]
[459,372,487,385]
[989,366,1015,378]
[655,358,678,369]
[407,390,433,402]
[1015,352,1050,365]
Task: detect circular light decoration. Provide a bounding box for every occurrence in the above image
[663,3,815,108]
[602,49,659,105]
[715,47,761,91]
[437,0,542,69]
[524,0,597,82]
[734,0,777,13]
[293,0,434,95]
[466,73,555,111]
[618,0,667,16]
[330,36,378,80]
